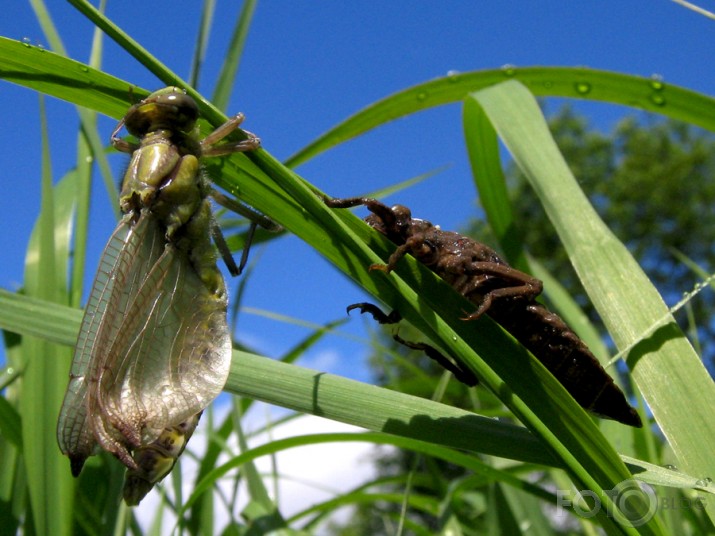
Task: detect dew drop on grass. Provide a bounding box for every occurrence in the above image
[574,82,592,95]
[650,94,666,107]
[501,64,517,77]
[650,74,665,91]
[446,70,460,82]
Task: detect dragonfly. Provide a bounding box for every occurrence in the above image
[57,86,265,505]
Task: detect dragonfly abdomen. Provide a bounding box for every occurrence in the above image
[123,412,201,506]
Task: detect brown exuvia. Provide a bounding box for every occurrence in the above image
[325,195,642,428]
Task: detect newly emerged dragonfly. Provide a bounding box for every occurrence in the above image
[57,87,264,505]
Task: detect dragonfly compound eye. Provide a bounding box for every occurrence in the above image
[124,92,200,138]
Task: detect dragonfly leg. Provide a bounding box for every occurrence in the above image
[210,190,282,232]
[208,190,282,276]
[200,113,261,156]
[111,119,140,154]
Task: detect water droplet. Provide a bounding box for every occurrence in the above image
[80,66,89,73]
[543,81,553,89]
[416,91,428,102]
[650,94,666,107]
[501,64,517,77]
[5,367,14,375]
[574,82,591,95]
[22,37,31,48]
[650,74,665,91]
[663,464,678,471]
[446,70,460,82]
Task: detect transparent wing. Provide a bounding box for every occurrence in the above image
[58,209,231,473]
[87,212,231,463]
[57,213,160,474]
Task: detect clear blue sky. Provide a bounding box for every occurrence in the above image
[1,2,714,382]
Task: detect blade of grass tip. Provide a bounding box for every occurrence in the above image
[472,79,710,526]
[211,0,258,111]
[20,95,74,536]
[360,165,452,200]
[188,0,216,88]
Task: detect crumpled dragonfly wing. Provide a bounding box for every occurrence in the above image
[93,218,231,447]
[58,210,231,473]
[57,214,146,474]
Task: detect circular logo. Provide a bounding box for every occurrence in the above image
[609,479,658,527]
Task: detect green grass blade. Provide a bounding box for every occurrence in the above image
[0,290,82,346]
[211,0,258,111]
[462,87,659,534]
[285,67,715,167]
[471,79,715,527]
[188,0,216,88]
[67,0,190,88]
[19,95,74,536]
[232,143,648,533]
[0,293,559,467]
[0,36,145,119]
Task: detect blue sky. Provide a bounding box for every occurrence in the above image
[2,1,714,384]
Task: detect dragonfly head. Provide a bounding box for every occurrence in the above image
[124,87,200,138]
